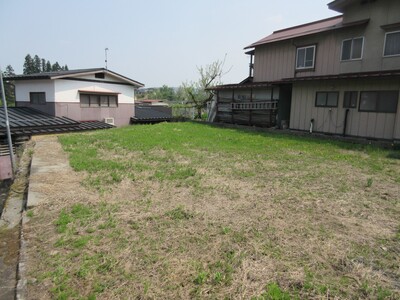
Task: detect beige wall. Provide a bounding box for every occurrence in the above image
[290,78,400,140]
[253,0,400,82]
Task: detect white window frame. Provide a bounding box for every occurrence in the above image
[383,30,400,57]
[341,37,364,61]
[296,45,316,70]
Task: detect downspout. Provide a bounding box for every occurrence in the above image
[343,109,350,137]
[309,118,314,134]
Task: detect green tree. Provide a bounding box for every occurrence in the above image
[157,85,175,101]
[23,54,35,74]
[33,55,42,73]
[52,62,61,71]
[45,60,52,72]
[182,59,227,119]
[23,55,68,74]
[1,65,16,107]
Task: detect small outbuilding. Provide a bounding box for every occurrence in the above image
[6,68,144,127]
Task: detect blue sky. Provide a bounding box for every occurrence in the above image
[0,0,338,87]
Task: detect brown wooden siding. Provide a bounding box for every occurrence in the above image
[290,78,400,140]
[252,0,400,83]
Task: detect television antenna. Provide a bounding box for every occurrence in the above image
[105,48,109,69]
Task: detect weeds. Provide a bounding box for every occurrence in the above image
[366,177,373,187]
[253,283,292,300]
[165,206,193,220]
[25,123,400,299]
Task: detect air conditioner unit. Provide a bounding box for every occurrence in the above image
[104,117,115,125]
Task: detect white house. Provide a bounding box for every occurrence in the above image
[7,68,144,127]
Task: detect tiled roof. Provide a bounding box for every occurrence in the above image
[0,107,114,137]
[5,68,144,88]
[131,106,172,123]
[245,16,369,49]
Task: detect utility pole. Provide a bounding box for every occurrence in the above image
[0,66,16,177]
[105,48,109,69]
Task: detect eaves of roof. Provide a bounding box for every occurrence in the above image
[208,81,278,91]
[328,0,359,13]
[5,68,144,88]
[244,16,369,49]
[284,69,400,82]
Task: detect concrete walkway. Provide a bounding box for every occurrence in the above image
[0,141,32,300]
[0,135,71,299]
[27,135,72,208]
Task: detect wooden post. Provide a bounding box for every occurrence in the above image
[270,87,274,127]
[249,88,253,126]
[231,89,235,124]
[216,90,219,122]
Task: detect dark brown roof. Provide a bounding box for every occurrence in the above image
[328,0,360,13]
[283,69,400,82]
[245,16,369,49]
[5,68,144,88]
[209,81,275,91]
[209,70,400,90]
[0,107,114,137]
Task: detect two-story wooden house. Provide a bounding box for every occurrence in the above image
[211,0,400,141]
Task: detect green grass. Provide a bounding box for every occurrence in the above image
[30,122,400,299]
[59,122,399,189]
[253,283,293,300]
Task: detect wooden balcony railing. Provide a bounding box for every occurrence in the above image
[231,101,278,110]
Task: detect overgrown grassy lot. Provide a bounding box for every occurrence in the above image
[28,122,399,299]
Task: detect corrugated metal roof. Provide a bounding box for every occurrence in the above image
[0,107,114,137]
[245,16,369,49]
[5,68,144,88]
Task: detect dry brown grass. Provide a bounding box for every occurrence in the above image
[24,125,400,299]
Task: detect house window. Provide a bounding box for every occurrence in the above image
[30,92,46,105]
[341,37,364,60]
[384,31,400,57]
[296,45,316,69]
[359,91,398,113]
[80,93,118,108]
[343,91,358,108]
[315,92,339,107]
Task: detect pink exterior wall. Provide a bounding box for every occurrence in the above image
[16,102,134,127]
[0,156,12,180]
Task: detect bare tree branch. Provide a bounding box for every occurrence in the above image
[181,57,231,119]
